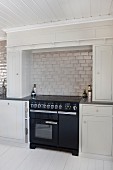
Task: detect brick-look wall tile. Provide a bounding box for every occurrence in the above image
[32,49,92,96]
[0,40,7,87]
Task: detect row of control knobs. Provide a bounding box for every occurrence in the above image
[30,103,78,111]
[30,103,60,110]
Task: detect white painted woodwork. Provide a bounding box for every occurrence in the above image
[93,45,113,102]
[82,116,112,155]
[80,104,113,158]
[0,144,112,170]
[21,50,32,98]
[0,0,112,39]
[24,101,29,144]
[7,50,21,98]
[82,105,112,116]
[7,50,32,98]
[0,100,25,142]
[6,20,113,48]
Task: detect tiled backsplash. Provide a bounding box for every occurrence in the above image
[0,40,6,87]
[32,49,92,96]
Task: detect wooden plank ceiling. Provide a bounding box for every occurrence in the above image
[0,0,113,39]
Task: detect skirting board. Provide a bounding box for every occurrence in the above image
[0,137,29,148]
[79,152,113,161]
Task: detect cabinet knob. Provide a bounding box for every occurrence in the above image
[97,72,100,75]
[84,121,87,124]
[8,103,9,105]
[16,73,19,75]
[96,109,98,112]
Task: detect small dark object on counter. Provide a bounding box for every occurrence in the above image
[33,84,36,94]
[82,89,87,98]
[31,84,37,99]
[31,90,36,99]
[2,78,6,96]
[31,88,36,99]
[88,84,92,100]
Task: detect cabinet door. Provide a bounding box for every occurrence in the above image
[0,101,24,141]
[59,114,79,149]
[0,101,9,138]
[82,115,112,156]
[7,51,21,98]
[7,101,24,140]
[93,45,113,101]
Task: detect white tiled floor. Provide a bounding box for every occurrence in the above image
[0,144,112,170]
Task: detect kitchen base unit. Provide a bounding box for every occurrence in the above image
[0,100,29,147]
[79,104,113,160]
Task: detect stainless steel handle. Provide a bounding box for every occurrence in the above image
[58,111,77,115]
[45,121,57,125]
[30,110,57,114]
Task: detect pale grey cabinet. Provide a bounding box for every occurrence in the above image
[93,45,113,101]
[80,104,113,157]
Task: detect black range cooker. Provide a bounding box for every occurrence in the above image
[29,95,81,156]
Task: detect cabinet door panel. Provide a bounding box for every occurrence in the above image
[0,102,8,138]
[59,114,79,149]
[0,101,24,141]
[7,51,21,98]
[7,101,24,140]
[95,46,112,101]
[82,116,112,156]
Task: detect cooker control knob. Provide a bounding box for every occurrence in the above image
[55,105,58,110]
[34,104,37,108]
[47,104,50,109]
[59,104,63,110]
[38,104,41,108]
[43,104,46,109]
[73,105,77,111]
[31,104,34,108]
[51,105,54,109]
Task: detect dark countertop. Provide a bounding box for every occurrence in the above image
[0,95,31,101]
[0,95,82,102]
[29,95,82,102]
[0,95,113,105]
[80,98,113,105]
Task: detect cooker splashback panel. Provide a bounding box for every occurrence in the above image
[31,49,92,96]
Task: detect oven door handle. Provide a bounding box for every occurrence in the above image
[45,121,57,125]
[58,111,77,115]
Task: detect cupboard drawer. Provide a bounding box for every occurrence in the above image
[82,105,112,116]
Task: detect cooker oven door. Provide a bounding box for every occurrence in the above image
[30,118,58,146]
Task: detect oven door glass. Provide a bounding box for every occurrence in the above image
[30,118,58,146]
[35,124,52,139]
